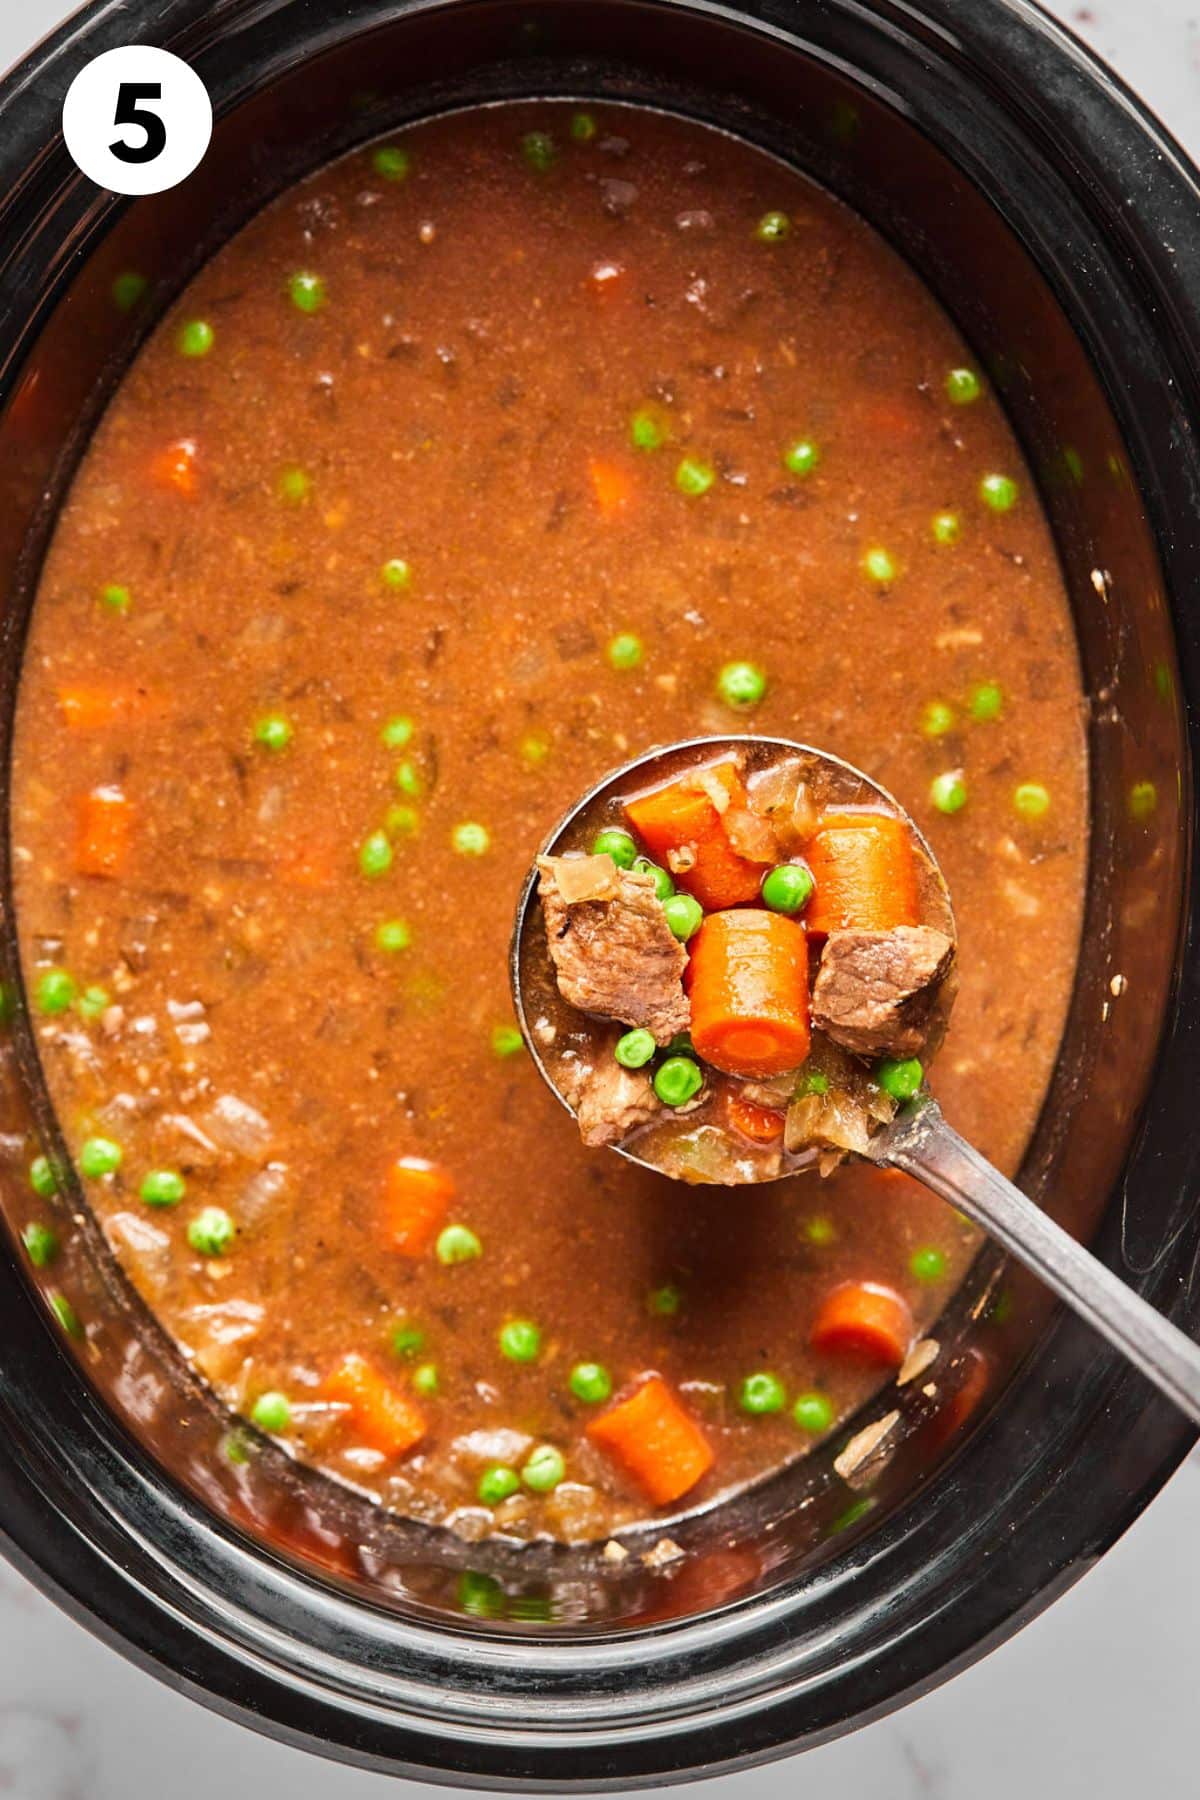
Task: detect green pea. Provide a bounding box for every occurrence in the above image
[499,1318,541,1362]
[877,1056,924,1101]
[253,713,292,751]
[50,1292,82,1338]
[632,856,674,899]
[22,1221,58,1268]
[782,437,820,478]
[140,1169,185,1208]
[920,700,956,738]
[359,830,393,878]
[1064,446,1086,486]
[1129,780,1158,822]
[452,821,490,856]
[79,1136,121,1178]
[412,1361,439,1396]
[654,1055,703,1107]
[980,472,1018,512]
[29,1155,59,1198]
[969,681,1004,721]
[380,715,414,749]
[761,863,813,915]
[615,1028,656,1070]
[288,270,326,314]
[100,583,132,615]
[520,731,551,766]
[945,366,982,405]
[800,1070,830,1097]
[647,1282,681,1316]
[436,1223,481,1265]
[36,969,76,1016]
[509,1594,554,1623]
[630,409,665,452]
[827,1497,881,1535]
[457,1569,503,1617]
[375,919,412,953]
[662,893,704,943]
[930,770,967,815]
[77,986,110,1023]
[251,1390,291,1433]
[591,827,638,868]
[188,1206,235,1256]
[792,1390,835,1433]
[739,1372,786,1415]
[607,632,644,671]
[570,111,597,142]
[386,803,420,839]
[372,144,411,182]
[381,557,413,591]
[675,456,715,497]
[910,1245,948,1284]
[521,130,557,172]
[222,1429,251,1465]
[390,1321,426,1358]
[177,319,214,358]
[491,1024,525,1059]
[666,1031,695,1057]
[931,511,961,546]
[393,759,422,797]
[717,660,767,709]
[803,1214,836,1245]
[111,271,147,312]
[754,210,791,242]
[478,1463,521,1505]
[862,546,897,585]
[569,1361,612,1403]
[521,1444,566,1492]
[1014,781,1050,819]
[277,465,312,505]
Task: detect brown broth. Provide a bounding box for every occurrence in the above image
[11,102,1087,1543]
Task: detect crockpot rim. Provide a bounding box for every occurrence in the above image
[0,0,1197,1787]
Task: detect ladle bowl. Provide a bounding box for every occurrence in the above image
[509,732,952,1174]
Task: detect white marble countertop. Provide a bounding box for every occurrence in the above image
[1,2,1198,1795]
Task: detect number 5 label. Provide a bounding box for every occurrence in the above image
[63,47,212,195]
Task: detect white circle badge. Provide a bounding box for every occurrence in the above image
[62,46,212,195]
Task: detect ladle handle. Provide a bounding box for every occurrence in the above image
[880,1100,1200,1430]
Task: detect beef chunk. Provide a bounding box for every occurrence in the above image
[537,854,690,1044]
[811,926,955,1057]
[559,1051,663,1148]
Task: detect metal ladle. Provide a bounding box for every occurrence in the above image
[510,735,1200,1428]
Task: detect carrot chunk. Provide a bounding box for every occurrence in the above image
[686,908,810,1078]
[588,457,634,516]
[624,762,764,910]
[324,1353,426,1458]
[75,786,131,877]
[586,1374,714,1507]
[57,684,158,730]
[726,1092,785,1144]
[803,810,919,938]
[923,1346,992,1450]
[384,1156,453,1257]
[150,436,199,496]
[810,1282,913,1367]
